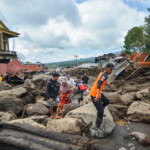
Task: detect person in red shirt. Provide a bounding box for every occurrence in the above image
[59,80,71,113]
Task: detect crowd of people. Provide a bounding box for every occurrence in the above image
[46,63,115,135]
[46,72,89,119]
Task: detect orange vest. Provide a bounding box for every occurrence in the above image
[90,72,106,98]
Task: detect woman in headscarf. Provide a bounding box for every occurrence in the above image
[59,80,71,112]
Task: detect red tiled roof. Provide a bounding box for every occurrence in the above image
[24,64,43,71]
[7,58,25,75]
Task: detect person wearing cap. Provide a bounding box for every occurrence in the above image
[46,73,61,119]
[90,63,115,134]
[66,74,75,103]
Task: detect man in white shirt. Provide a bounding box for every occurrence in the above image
[66,74,75,103]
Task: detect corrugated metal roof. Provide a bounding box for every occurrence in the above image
[135,61,150,68]
[78,63,98,68]
[136,52,148,62]
[130,51,140,61]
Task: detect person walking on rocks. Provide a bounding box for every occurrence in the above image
[72,76,87,104]
[82,73,89,84]
[90,63,115,134]
[59,80,71,113]
[46,73,62,119]
[66,74,75,103]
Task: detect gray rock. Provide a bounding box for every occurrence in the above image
[65,102,115,138]
[0,97,25,115]
[0,87,27,98]
[46,118,82,135]
[122,86,139,95]
[8,118,46,129]
[131,132,150,146]
[62,103,81,117]
[23,94,34,104]
[26,103,50,116]
[122,92,136,106]
[103,92,123,104]
[0,111,17,122]
[24,79,35,89]
[0,82,12,91]
[27,115,49,125]
[127,101,150,123]
[31,75,51,90]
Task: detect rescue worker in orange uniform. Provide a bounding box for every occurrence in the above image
[90,63,115,134]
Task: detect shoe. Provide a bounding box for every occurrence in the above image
[94,117,104,134]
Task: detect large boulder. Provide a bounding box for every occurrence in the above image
[122,86,139,95]
[65,102,115,138]
[0,87,27,98]
[131,132,150,146]
[0,97,25,115]
[0,111,17,122]
[127,101,150,122]
[0,82,12,91]
[8,118,46,129]
[121,92,136,106]
[62,103,81,117]
[46,118,82,135]
[103,92,123,104]
[31,75,51,90]
[26,103,50,116]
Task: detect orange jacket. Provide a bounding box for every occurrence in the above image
[90,72,106,98]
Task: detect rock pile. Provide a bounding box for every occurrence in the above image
[66,67,104,76]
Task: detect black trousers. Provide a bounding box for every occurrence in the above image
[91,93,109,119]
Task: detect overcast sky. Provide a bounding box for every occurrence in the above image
[0,0,149,63]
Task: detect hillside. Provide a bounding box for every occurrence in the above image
[45,51,122,69]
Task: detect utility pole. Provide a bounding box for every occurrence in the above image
[74,55,78,67]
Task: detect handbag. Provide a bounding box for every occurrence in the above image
[79,84,88,91]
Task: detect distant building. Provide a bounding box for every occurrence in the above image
[0,20,20,63]
[78,63,98,68]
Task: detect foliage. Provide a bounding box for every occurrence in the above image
[143,8,150,55]
[123,26,144,53]
[26,61,31,64]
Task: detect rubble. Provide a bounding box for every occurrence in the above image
[0,111,17,122]
[66,67,104,76]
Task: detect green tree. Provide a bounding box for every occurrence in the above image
[123,26,144,55]
[143,8,150,54]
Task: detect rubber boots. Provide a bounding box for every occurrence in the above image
[93,117,104,134]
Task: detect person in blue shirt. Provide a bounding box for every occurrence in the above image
[72,76,87,104]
